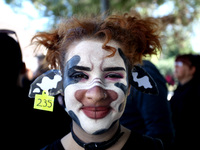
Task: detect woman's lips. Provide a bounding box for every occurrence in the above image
[82,106,111,119]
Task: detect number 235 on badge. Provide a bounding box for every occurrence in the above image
[34,90,54,112]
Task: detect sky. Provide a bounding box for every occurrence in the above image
[152,1,200,53]
[0,0,200,71]
[0,0,48,32]
[0,0,49,72]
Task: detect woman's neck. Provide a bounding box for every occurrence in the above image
[61,121,131,150]
[179,75,193,85]
[72,120,119,143]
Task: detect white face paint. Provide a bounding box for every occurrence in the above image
[63,40,129,134]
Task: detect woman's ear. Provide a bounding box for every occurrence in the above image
[29,69,63,98]
[190,66,196,75]
[129,65,159,95]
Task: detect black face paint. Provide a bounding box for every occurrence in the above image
[63,55,81,89]
[113,48,129,94]
[118,48,131,81]
[68,110,81,128]
[118,101,125,112]
[114,82,127,94]
[92,120,118,135]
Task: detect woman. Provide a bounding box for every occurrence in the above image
[29,12,163,150]
[170,54,200,150]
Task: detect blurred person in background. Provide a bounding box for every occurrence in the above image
[24,55,72,149]
[120,60,174,150]
[170,54,200,150]
[22,54,49,90]
[0,29,31,149]
[28,54,72,149]
[33,54,49,78]
[0,29,71,149]
[1,29,26,89]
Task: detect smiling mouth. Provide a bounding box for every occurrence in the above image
[82,106,111,119]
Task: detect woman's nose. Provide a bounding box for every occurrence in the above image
[85,86,107,102]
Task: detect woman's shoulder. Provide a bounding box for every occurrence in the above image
[122,131,164,150]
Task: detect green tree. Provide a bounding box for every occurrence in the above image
[6,0,200,77]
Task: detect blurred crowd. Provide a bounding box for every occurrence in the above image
[1,29,71,149]
[1,29,200,150]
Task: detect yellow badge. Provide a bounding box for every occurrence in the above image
[34,90,54,112]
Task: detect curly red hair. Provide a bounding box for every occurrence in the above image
[32,12,161,72]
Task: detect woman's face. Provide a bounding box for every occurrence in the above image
[63,40,130,134]
[174,61,193,82]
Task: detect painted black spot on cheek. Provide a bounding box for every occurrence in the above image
[115,82,128,94]
[118,102,125,112]
[92,120,118,135]
[93,128,107,135]
[68,110,82,128]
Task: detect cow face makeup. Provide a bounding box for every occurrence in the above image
[63,40,130,134]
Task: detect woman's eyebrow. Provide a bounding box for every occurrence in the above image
[72,65,91,71]
[103,67,126,72]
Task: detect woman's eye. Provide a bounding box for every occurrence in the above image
[71,72,89,80]
[105,73,123,79]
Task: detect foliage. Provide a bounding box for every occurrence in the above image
[6,0,200,77]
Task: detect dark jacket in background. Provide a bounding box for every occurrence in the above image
[170,78,200,150]
[120,60,174,150]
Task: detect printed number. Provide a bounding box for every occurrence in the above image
[36,98,42,107]
[36,98,52,108]
[34,91,54,112]
[45,99,52,108]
